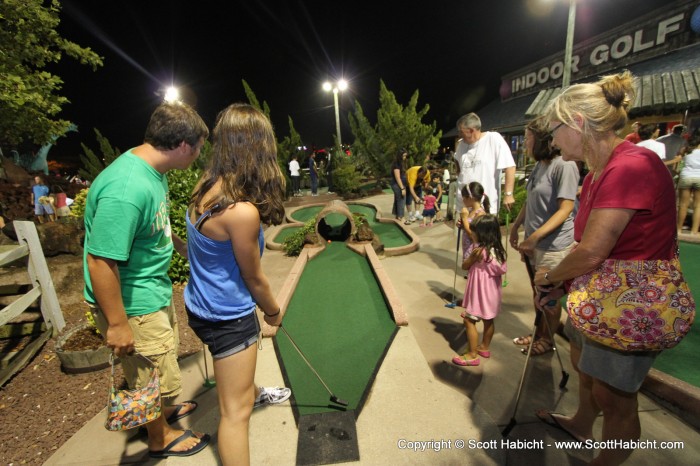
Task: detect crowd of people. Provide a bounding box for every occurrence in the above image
[447,71,695,466]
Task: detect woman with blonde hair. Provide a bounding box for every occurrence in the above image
[533,71,678,465]
[184,103,288,466]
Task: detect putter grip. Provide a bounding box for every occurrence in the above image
[538,290,557,307]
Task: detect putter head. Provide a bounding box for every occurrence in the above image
[501,418,516,437]
[203,379,217,388]
[559,371,570,389]
[330,395,349,407]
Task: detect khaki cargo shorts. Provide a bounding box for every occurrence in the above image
[90,303,182,400]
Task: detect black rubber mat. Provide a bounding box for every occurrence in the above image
[296,410,359,465]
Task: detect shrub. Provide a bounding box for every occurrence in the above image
[167,166,203,284]
[332,154,362,196]
[69,188,89,220]
[283,217,317,256]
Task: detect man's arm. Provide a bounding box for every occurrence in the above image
[172,233,188,259]
[502,166,516,211]
[86,254,135,357]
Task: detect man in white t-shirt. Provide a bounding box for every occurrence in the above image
[289,155,301,196]
[453,113,516,214]
[636,123,666,160]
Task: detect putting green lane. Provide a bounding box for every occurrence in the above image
[275,241,396,416]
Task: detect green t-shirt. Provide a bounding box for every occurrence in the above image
[83,150,174,316]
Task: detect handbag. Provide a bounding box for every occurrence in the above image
[567,251,695,352]
[105,352,162,431]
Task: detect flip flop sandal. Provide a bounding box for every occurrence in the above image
[149,430,211,458]
[166,400,198,423]
[452,355,480,366]
[521,339,554,356]
[512,335,532,346]
[137,400,198,435]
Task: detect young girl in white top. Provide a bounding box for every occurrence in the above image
[459,181,489,259]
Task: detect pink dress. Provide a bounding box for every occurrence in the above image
[463,247,507,320]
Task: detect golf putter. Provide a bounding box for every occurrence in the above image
[202,344,216,388]
[445,227,462,308]
[279,324,348,407]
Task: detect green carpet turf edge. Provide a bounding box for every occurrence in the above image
[651,241,700,388]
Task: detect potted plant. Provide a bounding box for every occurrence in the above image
[55,311,114,373]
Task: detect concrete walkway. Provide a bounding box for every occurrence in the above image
[46,192,700,465]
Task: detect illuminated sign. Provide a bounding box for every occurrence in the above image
[501,0,700,100]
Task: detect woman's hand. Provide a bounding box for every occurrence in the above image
[534,268,550,286]
[534,286,566,313]
[509,226,519,249]
[518,236,538,257]
[263,308,283,327]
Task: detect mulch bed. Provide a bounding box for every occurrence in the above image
[0,276,200,465]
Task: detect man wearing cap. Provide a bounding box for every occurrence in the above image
[453,112,516,214]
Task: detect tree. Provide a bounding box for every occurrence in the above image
[78,129,121,181]
[0,0,103,147]
[242,79,304,195]
[349,80,442,178]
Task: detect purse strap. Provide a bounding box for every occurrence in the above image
[109,351,156,385]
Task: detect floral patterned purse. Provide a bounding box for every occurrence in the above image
[567,252,695,352]
[105,352,162,431]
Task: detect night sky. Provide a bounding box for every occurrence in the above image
[50,0,672,163]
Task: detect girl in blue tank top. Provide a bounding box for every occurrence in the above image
[184,104,287,465]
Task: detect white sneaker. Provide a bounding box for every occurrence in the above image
[254,386,292,408]
[415,214,423,220]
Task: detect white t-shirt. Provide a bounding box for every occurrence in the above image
[637,139,666,160]
[453,131,515,214]
[289,160,300,176]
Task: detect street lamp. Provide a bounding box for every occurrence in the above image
[322,79,348,149]
[561,0,577,88]
[164,86,180,102]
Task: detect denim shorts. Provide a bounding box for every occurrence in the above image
[187,308,260,359]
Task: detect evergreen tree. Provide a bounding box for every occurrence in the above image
[0,0,103,147]
[349,80,441,179]
[78,129,120,181]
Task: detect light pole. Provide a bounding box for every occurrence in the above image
[561,0,577,88]
[322,79,348,149]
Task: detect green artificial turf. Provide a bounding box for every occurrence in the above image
[275,241,397,416]
[286,204,411,248]
[652,241,700,388]
[273,225,302,243]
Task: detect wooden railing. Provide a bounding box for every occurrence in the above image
[0,221,65,385]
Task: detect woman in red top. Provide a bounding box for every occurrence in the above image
[533,71,676,466]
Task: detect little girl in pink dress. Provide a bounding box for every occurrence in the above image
[453,214,508,367]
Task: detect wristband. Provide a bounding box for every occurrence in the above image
[505,191,513,196]
[265,308,281,317]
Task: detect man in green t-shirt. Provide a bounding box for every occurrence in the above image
[83,102,211,458]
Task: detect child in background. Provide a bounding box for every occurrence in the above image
[452,215,507,366]
[430,173,443,222]
[459,182,489,259]
[420,190,437,227]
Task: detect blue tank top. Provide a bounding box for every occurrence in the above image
[184,207,264,321]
